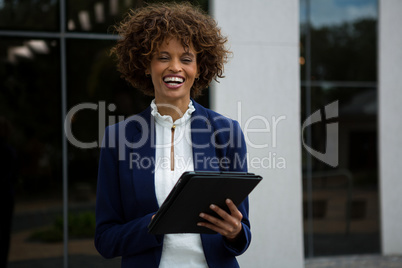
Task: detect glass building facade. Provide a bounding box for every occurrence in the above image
[0,1,207,267]
[300,0,379,258]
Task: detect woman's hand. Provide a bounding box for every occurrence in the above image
[197,199,243,241]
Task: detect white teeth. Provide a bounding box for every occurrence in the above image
[164,76,184,83]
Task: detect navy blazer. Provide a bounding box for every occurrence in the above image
[95,100,251,268]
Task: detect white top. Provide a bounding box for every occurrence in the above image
[151,100,208,268]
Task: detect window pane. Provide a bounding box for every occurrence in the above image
[0,0,60,31]
[300,0,377,82]
[66,0,208,33]
[66,39,152,267]
[301,86,379,256]
[0,38,63,266]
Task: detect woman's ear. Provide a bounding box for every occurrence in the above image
[145,68,150,77]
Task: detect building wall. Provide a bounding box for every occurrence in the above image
[211,1,303,267]
[379,0,402,255]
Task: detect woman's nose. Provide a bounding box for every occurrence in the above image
[169,59,182,72]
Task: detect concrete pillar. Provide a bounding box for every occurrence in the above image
[379,0,402,255]
[211,1,303,267]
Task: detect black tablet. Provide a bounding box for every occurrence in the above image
[148,171,262,234]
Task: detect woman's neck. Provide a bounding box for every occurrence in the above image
[154,98,190,122]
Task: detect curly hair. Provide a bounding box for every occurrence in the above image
[111,2,231,98]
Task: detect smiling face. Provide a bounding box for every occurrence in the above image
[147,38,199,106]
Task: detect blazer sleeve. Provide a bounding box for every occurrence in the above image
[223,120,251,256]
[94,125,163,259]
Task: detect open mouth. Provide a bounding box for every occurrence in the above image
[163,75,185,88]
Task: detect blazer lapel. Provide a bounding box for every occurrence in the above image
[191,100,219,172]
[130,107,159,213]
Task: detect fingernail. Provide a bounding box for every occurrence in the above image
[226,199,231,204]
[199,213,204,217]
[210,204,215,209]
[197,223,202,226]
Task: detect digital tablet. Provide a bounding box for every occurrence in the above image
[148,171,262,234]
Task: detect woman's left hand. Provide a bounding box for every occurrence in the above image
[197,199,243,241]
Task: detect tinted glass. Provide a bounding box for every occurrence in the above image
[301,83,379,257]
[301,86,377,171]
[0,38,63,266]
[1,0,211,266]
[65,39,143,266]
[66,0,208,33]
[300,0,377,82]
[301,0,379,257]
[0,0,59,31]
[301,86,379,256]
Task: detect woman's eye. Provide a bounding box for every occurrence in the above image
[158,57,169,61]
[182,58,193,63]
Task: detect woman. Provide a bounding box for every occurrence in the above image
[95,3,251,267]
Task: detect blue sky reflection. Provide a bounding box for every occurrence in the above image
[300,0,377,27]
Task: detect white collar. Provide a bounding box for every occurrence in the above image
[150,99,195,128]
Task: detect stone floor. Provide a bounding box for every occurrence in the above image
[8,254,402,268]
[8,255,121,268]
[305,255,402,268]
